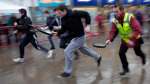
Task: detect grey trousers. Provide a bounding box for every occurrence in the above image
[64,36,101,74]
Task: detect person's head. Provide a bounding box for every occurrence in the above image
[114,6,125,20]
[54,5,68,17]
[111,5,117,12]
[44,10,50,17]
[114,5,124,14]
[19,8,27,17]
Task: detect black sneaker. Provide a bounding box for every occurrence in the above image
[50,47,55,50]
[97,57,102,67]
[58,72,71,78]
[120,70,129,76]
[142,57,146,65]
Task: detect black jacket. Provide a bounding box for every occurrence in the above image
[46,16,58,30]
[58,10,91,38]
[16,16,32,33]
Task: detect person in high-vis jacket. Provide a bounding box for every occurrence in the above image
[106,6,146,75]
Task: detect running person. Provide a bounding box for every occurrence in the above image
[13,9,53,63]
[106,6,146,75]
[55,5,102,78]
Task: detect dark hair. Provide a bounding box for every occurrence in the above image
[118,6,124,11]
[54,5,68,11]
[19,8,27,16]
[114,5,117,8]
[44,10,49,14]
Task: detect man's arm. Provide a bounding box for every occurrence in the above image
[130,16,142,40]
[74,11,91,25]
[108,23,118,42]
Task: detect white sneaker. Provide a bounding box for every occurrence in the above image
[47,50,54,58]
[142,61,149,69]
[13,58,24,63]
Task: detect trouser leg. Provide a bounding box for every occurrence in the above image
[19,35,30,58]
[134,44,146,65]
[119,44,129,71]
[64,36,84,74]
[48,35,55,49]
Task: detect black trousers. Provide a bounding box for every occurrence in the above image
[119,39,145,71]
[19,32,40,58]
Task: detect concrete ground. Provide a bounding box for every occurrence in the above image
[0,21,150,84]
[0,32,150,84]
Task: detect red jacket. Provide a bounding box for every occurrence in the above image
[108,12,142,47]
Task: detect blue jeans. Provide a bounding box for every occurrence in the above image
[37,34,55,53]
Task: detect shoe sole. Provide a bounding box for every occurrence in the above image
[13,61,24,63]
[120,73,130,78]
[57,75,71,79]
[142,61,149,69]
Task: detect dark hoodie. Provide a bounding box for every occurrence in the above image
[17,15,32,33]
[58,10,91,38]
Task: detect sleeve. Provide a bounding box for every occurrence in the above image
[23,17,32,29]
[24,17,32,25]
[130,16,142,39]
[46,17,49,26]
[46,17,54,30]
[107,23,118,42]
[57,24,67,36]
[17,17,32,30]
[75,11,91,25]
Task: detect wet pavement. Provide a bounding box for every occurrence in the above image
[0,21,150,84]
[0,33,150,84]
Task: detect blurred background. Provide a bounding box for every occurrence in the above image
[0,1,150,84]
[0,0,149,46]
